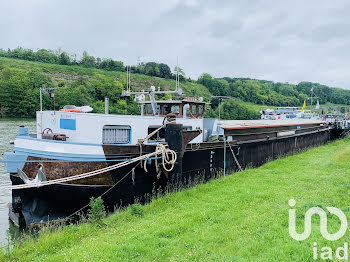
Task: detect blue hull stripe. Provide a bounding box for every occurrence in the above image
[16,136,102,146]
[14,147,106,161]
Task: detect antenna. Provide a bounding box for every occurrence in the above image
[307,87,318,112]
[126,65,131,92]
[176,56,179,91]
[129,65,131,92]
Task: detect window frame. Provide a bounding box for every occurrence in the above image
[102,125,131,144]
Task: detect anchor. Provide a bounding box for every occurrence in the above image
[17,164,47,184]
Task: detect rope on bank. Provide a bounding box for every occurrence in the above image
[0,145,177,191]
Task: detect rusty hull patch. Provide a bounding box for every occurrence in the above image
[22,156,113,185]
[182,130,201,155]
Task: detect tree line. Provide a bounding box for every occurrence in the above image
[0,47,185,81]
[199,73,350,107]
[0,66,139,118]
[2,47,350,120]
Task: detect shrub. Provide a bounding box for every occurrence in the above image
[88,197,106,226]
[130,204,144,218]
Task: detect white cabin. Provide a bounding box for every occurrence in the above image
[37,110,205,145]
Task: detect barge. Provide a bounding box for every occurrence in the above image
[2,87,334,227]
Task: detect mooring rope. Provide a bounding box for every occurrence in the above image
[227,141,243,171]
[0,144,177,190]
[0,152,155,190]
[65,162,141,220]
[0,163,142,251]
[0,157,162,164]
[137,123,167,144]
[137,116,176,144]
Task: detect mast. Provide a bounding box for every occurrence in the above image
[122,86,184,116]
[126,65,131,92]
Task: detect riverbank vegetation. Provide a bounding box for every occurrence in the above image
[1,137,350,261]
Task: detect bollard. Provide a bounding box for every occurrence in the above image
[165,123,183,187]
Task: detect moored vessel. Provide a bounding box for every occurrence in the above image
[2,87,334,227]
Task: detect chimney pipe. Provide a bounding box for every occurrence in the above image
[105,96,109,114]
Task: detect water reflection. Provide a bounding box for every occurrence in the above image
[0,119,36,247]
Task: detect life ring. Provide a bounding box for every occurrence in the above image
[60,109,83,113]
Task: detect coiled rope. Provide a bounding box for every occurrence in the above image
[0,144,177,191]
[155,143,177,172]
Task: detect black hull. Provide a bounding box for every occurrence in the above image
[9,128,332,227]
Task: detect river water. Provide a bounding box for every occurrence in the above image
[0,119,36,247]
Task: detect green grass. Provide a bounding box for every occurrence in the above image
[2,138,350,261]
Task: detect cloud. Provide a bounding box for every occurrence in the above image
[0,0,349,88]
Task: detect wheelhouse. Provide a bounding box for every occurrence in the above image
[142,100,206,118]
[275,107,300,115]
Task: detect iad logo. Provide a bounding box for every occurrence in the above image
[288,199,348,260]
[288,199,347,241]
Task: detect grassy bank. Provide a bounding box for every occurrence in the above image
[2,138,350,261]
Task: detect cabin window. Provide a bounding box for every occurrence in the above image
[198,105,204,115]
[148,125,165,141]
[146,104,153,114]
[191,105,197,115]
[146,104,160,114]
[171,105,180,114]
[103,125,131,144]
[163,104,171,114]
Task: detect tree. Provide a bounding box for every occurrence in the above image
[57,52,71,65]
[174,66,185,77]
[144,62,159,77]
[198,73,213,89]
[159,63,171,78]
[219,100,260,120]
[89,73,124,103]
[35,49,56,63]
[0,68,53,117]
[81,51,95,67]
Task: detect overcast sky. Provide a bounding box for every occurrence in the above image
[1,0,350,88]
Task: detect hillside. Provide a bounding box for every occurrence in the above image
[0,57,272,120]
[0,57,216,118]
[0,57,212,100]
[2,137,350,261]
[1,55,350,119]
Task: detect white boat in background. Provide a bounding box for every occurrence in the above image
[261,107,321,120]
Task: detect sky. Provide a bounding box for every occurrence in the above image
[0,0,350,88]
